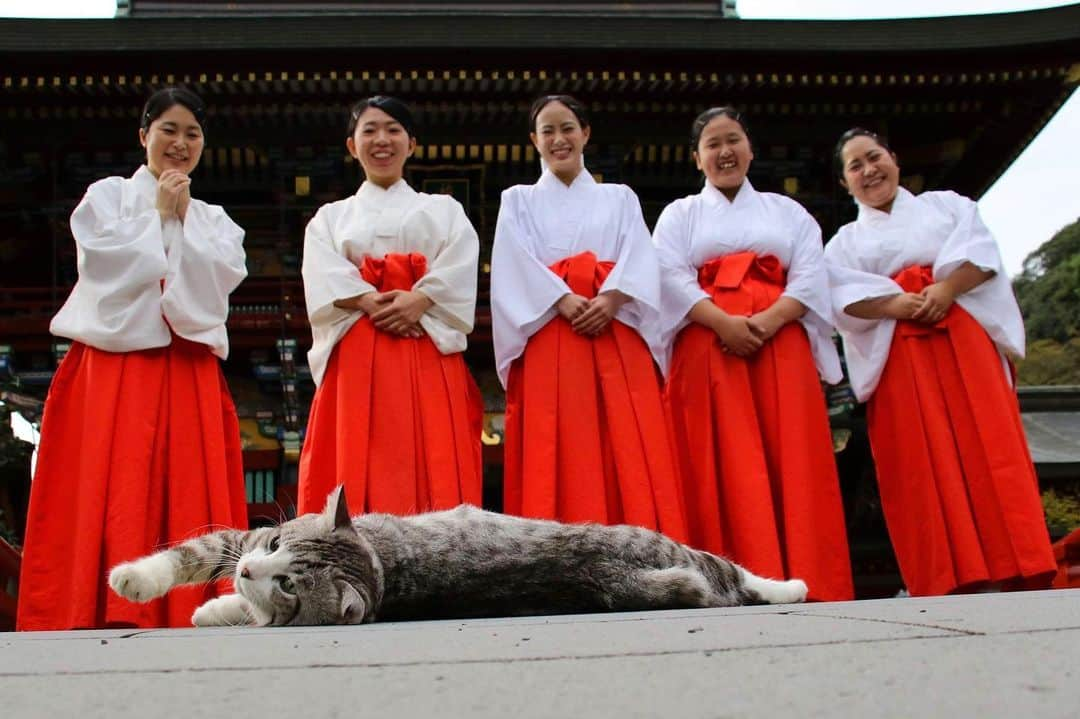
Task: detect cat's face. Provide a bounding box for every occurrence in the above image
[234,490,382,626]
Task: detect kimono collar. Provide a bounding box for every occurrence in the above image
[701,178,754,209]
[356,178,417,206]
[132,165,159,197]
[856,186,915,223]
[537,166,596,192]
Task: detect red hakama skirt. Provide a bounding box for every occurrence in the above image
[666,252,853,601]
[503,251,689,542]
[17,337,247,630]
[867,265,1056,596]
[298,252,483,516]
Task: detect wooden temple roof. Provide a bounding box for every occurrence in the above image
[1,5,1078,54]
[1,5,1077,200]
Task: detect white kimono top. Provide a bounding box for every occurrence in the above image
[823,187,1024,401]
[302,179,479,386]
[491,168,665,386]
[653,180,842,384]
[51,165,246,360]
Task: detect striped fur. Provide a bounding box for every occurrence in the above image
[109,487,806,626]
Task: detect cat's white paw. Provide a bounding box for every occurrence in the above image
[779,579,808,604]
[108,553,176,603]
[192,594,255,627]
[742,569,809,604]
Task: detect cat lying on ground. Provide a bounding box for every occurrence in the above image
[109,487,807,627]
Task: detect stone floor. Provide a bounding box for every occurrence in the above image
[2,588,1078,718]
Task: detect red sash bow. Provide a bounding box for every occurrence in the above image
[697,251,786,315]
[548,251,615,299]
[360,252,428,291]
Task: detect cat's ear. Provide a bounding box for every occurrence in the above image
[324,486,353,533]
[339,582,366,624]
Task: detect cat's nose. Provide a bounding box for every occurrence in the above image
[240,567,251,579]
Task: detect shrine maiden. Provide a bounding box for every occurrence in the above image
[18,87,249,630]
[653,106,853,601]
[297,96,482,516]
[491,95,688,540]
[825,127,1055,596]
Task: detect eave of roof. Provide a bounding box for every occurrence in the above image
[0,5,1079,55]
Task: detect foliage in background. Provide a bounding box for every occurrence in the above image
[1014,218,1080,384]
[1042,487,1080,539]
[1017,338,1080,385]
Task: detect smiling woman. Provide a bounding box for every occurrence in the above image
[652,106,853,602]
[491,95,689,543]
[296,95,484,519]
[140,88,205,177]
[824,126,1057,597]
[16,86,250,631]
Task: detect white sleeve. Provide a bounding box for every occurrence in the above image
[823,235,903,335]
[599,186,663,324]
[930,191,1026,358]
[931,191,1006,278]
[782,205,832,327]
[490,189,573,386]
[653,200,709,344]
[601,186,666,369]
[413,198,479,334]
[823,233,901,400]
[301,207,377,331]
[50,178,171,351]
[782,205,842,383]
[160,203,247,337]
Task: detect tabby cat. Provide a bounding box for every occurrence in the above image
[109,488,807,626]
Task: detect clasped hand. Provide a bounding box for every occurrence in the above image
[886,284,955,323]
[713,314,764,356]
[712,308,790,357]
[911,283,955,323]
[557,291,628,336]
[336,290,432,338]
[155,169,191,223]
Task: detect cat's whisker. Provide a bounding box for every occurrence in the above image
[182,522,236,539]
[271,500,291,524]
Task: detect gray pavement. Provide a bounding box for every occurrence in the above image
[2,588,1078,718]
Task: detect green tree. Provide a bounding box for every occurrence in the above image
[1013,218,1080,344]
[1017,337,1080,385]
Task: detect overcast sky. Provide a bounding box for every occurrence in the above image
[2,0,1077,275]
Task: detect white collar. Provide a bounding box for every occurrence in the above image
[856,185,914,223]
[356,178,416,205]
[132,165,158,196]
[701,178,754,208]
[537,166,596,192]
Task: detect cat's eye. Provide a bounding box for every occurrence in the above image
[268,536,280,552]
[275,575,295,594]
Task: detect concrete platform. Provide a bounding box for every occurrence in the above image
[2,588,1078,718]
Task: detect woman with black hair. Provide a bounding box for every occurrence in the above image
[17,87,249,630]
[653,106,852,602]
[491,95,688,541]
[825,127,1055,596]
[297,96,482,516]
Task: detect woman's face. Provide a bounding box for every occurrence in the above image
[530,101,590,180]
[839,134,901,212]
[139,103,204,177]
[694,114,753,198]
[347,106,416,188]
